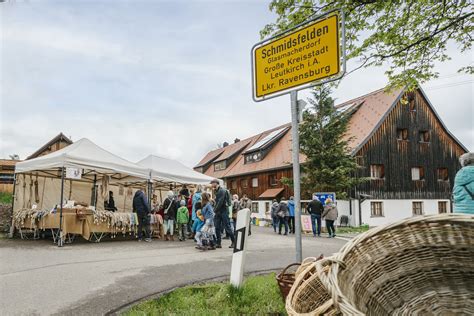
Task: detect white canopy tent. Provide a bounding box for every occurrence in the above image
[137,155,215,185]
[16,138,150,180]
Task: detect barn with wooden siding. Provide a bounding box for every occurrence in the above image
[195,85,467,226]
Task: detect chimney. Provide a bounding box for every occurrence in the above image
[223,142,229,147]
[234,138,240,143]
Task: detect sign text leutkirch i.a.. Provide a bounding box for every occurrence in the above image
[252,13,342,100]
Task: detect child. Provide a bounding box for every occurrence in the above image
[196,192,216,251]
[192,201,204,241]
[177,200,189,241]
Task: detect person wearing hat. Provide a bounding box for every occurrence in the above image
[453,152,474,214]
[210,179,235,248]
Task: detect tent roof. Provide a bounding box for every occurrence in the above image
[15,138,149,179]
[138,155,215,185]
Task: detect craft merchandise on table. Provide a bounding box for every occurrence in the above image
[13,204,163,242]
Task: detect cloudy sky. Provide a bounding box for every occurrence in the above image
[1,0,472,167]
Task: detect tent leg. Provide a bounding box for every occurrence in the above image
[8,174,17,238]
[58,167,65,247]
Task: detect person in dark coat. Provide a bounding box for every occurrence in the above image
[162,191,178,241]
[307,197,324,237]
[133,189,151,242]
[211,179,235,248]
[104,191,117,212]
[179,184,190,199]
[277,198,290,235]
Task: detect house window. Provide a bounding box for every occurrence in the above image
[245,152,263,164]
[437,168,449,181]
[412,202,423,215]
[251,202,259,213]
[355,156,365,167]
[438,201,448,214]
[265,202,270,214]
[419,130,430,143]
[195,167,204,173]
[214,160,226,171]
[231,180,237,190]
[269,174,278,186]
[251,177,258,188]
[396,128,409,141]
[411,167,425,181]
[241,178,248,189]
[0,173,14,184]
[370,164,385,179]
[371,202,383,217]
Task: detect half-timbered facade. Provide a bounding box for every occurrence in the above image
[195,86,467,226]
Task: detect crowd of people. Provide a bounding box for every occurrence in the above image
[131,179,255,250]
[270,195,338,238]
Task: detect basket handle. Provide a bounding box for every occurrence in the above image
[280,262,301,275]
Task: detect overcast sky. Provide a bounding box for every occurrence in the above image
[1,1,472,167]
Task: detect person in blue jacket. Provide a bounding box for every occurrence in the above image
[288,196,296,234]
[453,152,474,214]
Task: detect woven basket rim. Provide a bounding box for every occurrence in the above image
[316,213,474,315]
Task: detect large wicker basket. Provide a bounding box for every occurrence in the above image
[287,214,474,315]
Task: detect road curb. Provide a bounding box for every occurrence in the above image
[105,268,280,315]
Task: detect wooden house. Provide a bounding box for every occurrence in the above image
[195,86,467,226]
[0,133,73,193]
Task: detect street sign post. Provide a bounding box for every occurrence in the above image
[251,10,345,263]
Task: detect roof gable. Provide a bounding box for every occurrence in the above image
[27,133,73,160]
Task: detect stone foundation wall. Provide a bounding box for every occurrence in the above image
[0,204,13,233]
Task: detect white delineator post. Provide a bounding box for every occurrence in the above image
[230,208,251,288]
[291,90,303,263]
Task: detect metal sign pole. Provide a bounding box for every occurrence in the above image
[291,90,303,263]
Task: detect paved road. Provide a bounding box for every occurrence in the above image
[0,227,347,315]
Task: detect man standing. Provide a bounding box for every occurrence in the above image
[240,194,252,235]
[307,196,324,237]
[211,179,235,248]
[133,189,151,242]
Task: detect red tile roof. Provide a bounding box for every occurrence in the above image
[196,86,405,179]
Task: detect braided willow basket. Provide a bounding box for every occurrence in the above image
[287,214,474,315]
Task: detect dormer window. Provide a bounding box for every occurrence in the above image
[214,160,227,171]
[245,152,263,163]
[244,126,289,164]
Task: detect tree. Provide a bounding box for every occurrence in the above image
[261,0,473,89]
[298,85,364,198]
[9,154,20,160]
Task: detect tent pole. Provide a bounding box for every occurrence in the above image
[58,167,65,247]
[148,172,152,210]
[8,173,17,238]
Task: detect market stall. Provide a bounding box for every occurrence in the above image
[12,138,170,245]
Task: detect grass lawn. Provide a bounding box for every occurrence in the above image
[336,224,369,234]
[124,273,287,316]
[0,192,13,205]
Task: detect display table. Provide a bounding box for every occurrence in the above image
[15,209,162,243]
